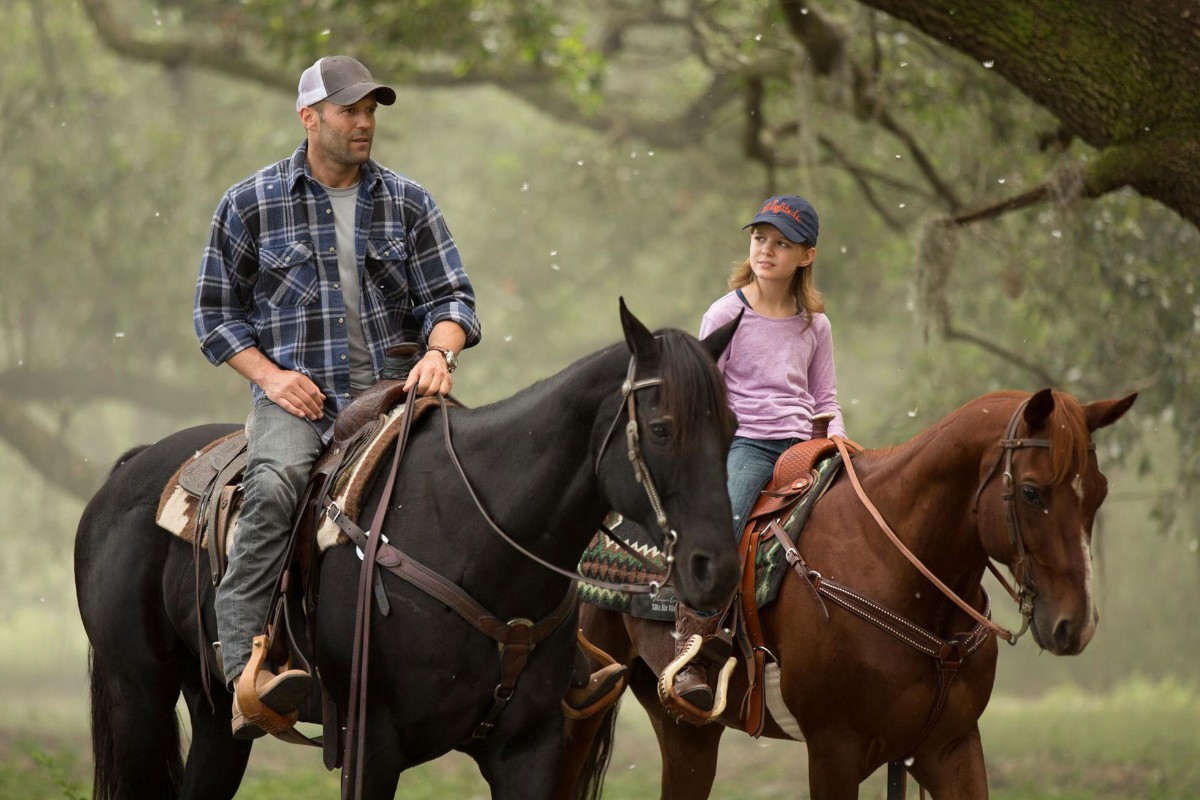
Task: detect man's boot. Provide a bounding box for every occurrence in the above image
[671,603,723,712]
[230,635,312,740]
[564,630,628,719]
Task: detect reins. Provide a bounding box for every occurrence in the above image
[330,352,694,796]
[831,397,1096,646]
[438,354,680,596]
[832,435,1021,643]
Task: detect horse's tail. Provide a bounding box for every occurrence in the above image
[87,645,119,800]
[88,645,183,799]
[571,701,620,800]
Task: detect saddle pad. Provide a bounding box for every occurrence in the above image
[577,453,844,619]
[156,430,246,545]
[576,513,680,619]
[316,402,410,550]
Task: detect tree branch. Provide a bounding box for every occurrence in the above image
[0,367,223,417]
[777,0,963,210]
[0,390,108,501]
[80,0,739,150]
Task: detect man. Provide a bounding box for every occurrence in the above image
[194,55,481,739]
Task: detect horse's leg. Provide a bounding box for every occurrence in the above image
[178,673,252,800]
[628,660,726,800]
[805,735,870,800]
[556,606,634,799]
[348,706,405,800]
[91,653,186,799]
[906,725,989,799]
[476,720,566,800]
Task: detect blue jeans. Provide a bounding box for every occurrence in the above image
[728,436,800,540]
[215,398,324,686]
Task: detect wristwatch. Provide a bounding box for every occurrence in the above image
[426,346,458,373]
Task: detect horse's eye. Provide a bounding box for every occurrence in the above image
[1020,485,1042,507]
[649,421,672,441]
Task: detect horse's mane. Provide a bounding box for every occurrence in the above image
[657,328,738,453]
[950,391,1091,485]
[868,390,1091,486]
[1046,390,1091,485]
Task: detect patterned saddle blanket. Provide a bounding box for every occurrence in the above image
[578,452,844,619]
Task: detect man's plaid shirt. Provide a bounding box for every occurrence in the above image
[194,141,480,427]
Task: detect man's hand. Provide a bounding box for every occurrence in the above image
[403,350,453,396]
[260,368,326,420]
[226,348,325,420]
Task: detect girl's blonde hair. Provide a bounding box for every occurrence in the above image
[728,229,824,329]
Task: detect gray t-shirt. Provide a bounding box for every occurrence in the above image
[321,183,375,393]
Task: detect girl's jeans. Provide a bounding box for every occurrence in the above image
[727,435,801,541]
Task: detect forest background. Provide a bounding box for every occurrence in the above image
[2,1,1198,797]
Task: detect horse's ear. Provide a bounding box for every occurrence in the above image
[699,309,743,362]
[619,297,657,358]
[1084,392,1137,432]
[1023,388,1055,430]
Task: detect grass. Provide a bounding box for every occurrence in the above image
[3,677,1197,799]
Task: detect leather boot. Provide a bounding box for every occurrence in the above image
[564,631,628,717]
[230,636,312,740]
[671,603,723,711]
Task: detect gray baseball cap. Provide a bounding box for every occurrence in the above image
[296,56,397,112]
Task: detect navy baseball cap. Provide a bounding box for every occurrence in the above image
[743,195,819,246]
[296,56,397,112]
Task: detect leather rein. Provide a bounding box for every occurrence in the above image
[431,353,681,596]
[763,399,1084,758]
[328,355,686,794]
[830,398,1094,647]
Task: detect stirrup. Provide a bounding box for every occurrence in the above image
[562,628,628,720]
[657,634,737,725]
[232,635,309,740]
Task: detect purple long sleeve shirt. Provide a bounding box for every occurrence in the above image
[699,290,846,441]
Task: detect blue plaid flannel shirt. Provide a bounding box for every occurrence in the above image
[195,141,481,429]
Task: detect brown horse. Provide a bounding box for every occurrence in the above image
[560,388,1136,799]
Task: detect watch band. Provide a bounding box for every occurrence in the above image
[427,346,458,373]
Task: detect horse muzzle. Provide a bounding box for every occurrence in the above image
[1031,602,1098,655]
[673,543,740,612]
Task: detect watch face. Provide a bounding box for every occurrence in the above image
[434,347,457,372]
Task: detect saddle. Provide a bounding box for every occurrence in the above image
[152,382,446,752]
[729,435,843,733]
[154,381,439,582]
[649,433,843,724]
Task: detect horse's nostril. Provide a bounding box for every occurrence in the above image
[691,553,714,589]
[1053,618,1074,652]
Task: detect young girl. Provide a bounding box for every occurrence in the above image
[699,194,846,539]
[672,195,845,711]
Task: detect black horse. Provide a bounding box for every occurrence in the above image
[75,302,741,799]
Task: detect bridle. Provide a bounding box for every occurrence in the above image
[834,397,1095,646]
[592,355,680,585]
[442,353,679,596]
[973,398,1096,644]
